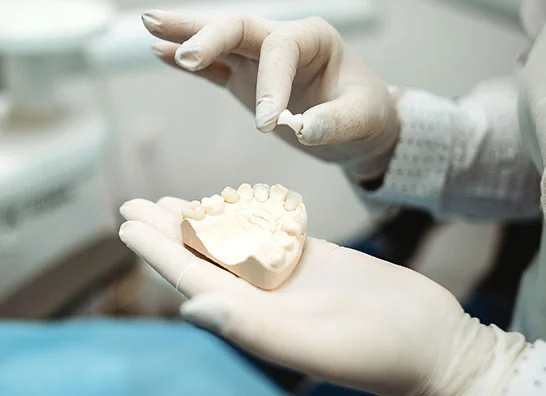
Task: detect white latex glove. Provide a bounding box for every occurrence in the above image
[142,10,400,180]
[119,197,530,396]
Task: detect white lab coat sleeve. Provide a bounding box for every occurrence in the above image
[347,81,542,220]
[502,339,546,395]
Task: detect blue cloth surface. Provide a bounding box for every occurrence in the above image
[0,319,284,396]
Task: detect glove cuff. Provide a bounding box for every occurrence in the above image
[501,339,546,396]
[459,325,531,396]
[412,316,531,396]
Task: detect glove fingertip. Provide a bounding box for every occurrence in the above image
[119,198,147,219]
[256,120,276,134]
[297,118,327,146]
[256,97,282,133]
[118,220,148,249]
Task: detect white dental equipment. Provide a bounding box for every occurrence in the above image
[0,0,115,300]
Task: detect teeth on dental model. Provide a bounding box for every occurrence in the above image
[238,183,254,202]
[221,187,239,203]
[253,183,270,203]
[202,194,225,215]
[182,200,206,220]
[285,190,303,211]
[180,183,307,290]
[269,184,288,203]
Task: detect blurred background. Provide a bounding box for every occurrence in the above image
[0,0,540,395]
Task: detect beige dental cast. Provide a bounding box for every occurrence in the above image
[180,183,307,290]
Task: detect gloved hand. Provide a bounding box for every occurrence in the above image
[119,197,529,396]
[142,10,401,180]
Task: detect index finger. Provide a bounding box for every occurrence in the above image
[255,18,336,132]
[142,9,209,43]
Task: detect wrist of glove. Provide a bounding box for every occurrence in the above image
[415,316,530,396]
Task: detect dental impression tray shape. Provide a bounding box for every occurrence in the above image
[181,184,307,290]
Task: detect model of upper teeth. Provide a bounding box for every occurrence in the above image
[180,183,307,290]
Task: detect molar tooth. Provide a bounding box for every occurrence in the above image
[182,200,206,220]
[237,183,253,202]
[292,209,307,233]
[269,184,288,203]
[221,187,239,203]
[253,183,270,202]
[202,195,225,215]
[285,190,303,211]
[282,219,302,236]
[211,194,224,203]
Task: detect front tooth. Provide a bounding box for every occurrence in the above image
[202,195,225,215]
[182,200,206,220]
[238,183,253,202]
[285,190,303,211]
[221,187,239,203]
[253,183,270,202]
[269,184,288,203]
[282,219,302,236]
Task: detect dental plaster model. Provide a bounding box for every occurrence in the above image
[180,184,307,290]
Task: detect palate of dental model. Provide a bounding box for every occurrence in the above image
[180,183,307,290]
[277,109,303,134]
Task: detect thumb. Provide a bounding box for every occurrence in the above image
[299,86,398,148]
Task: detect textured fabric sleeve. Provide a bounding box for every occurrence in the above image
[501,340,546,395]
[346,79,542,220]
